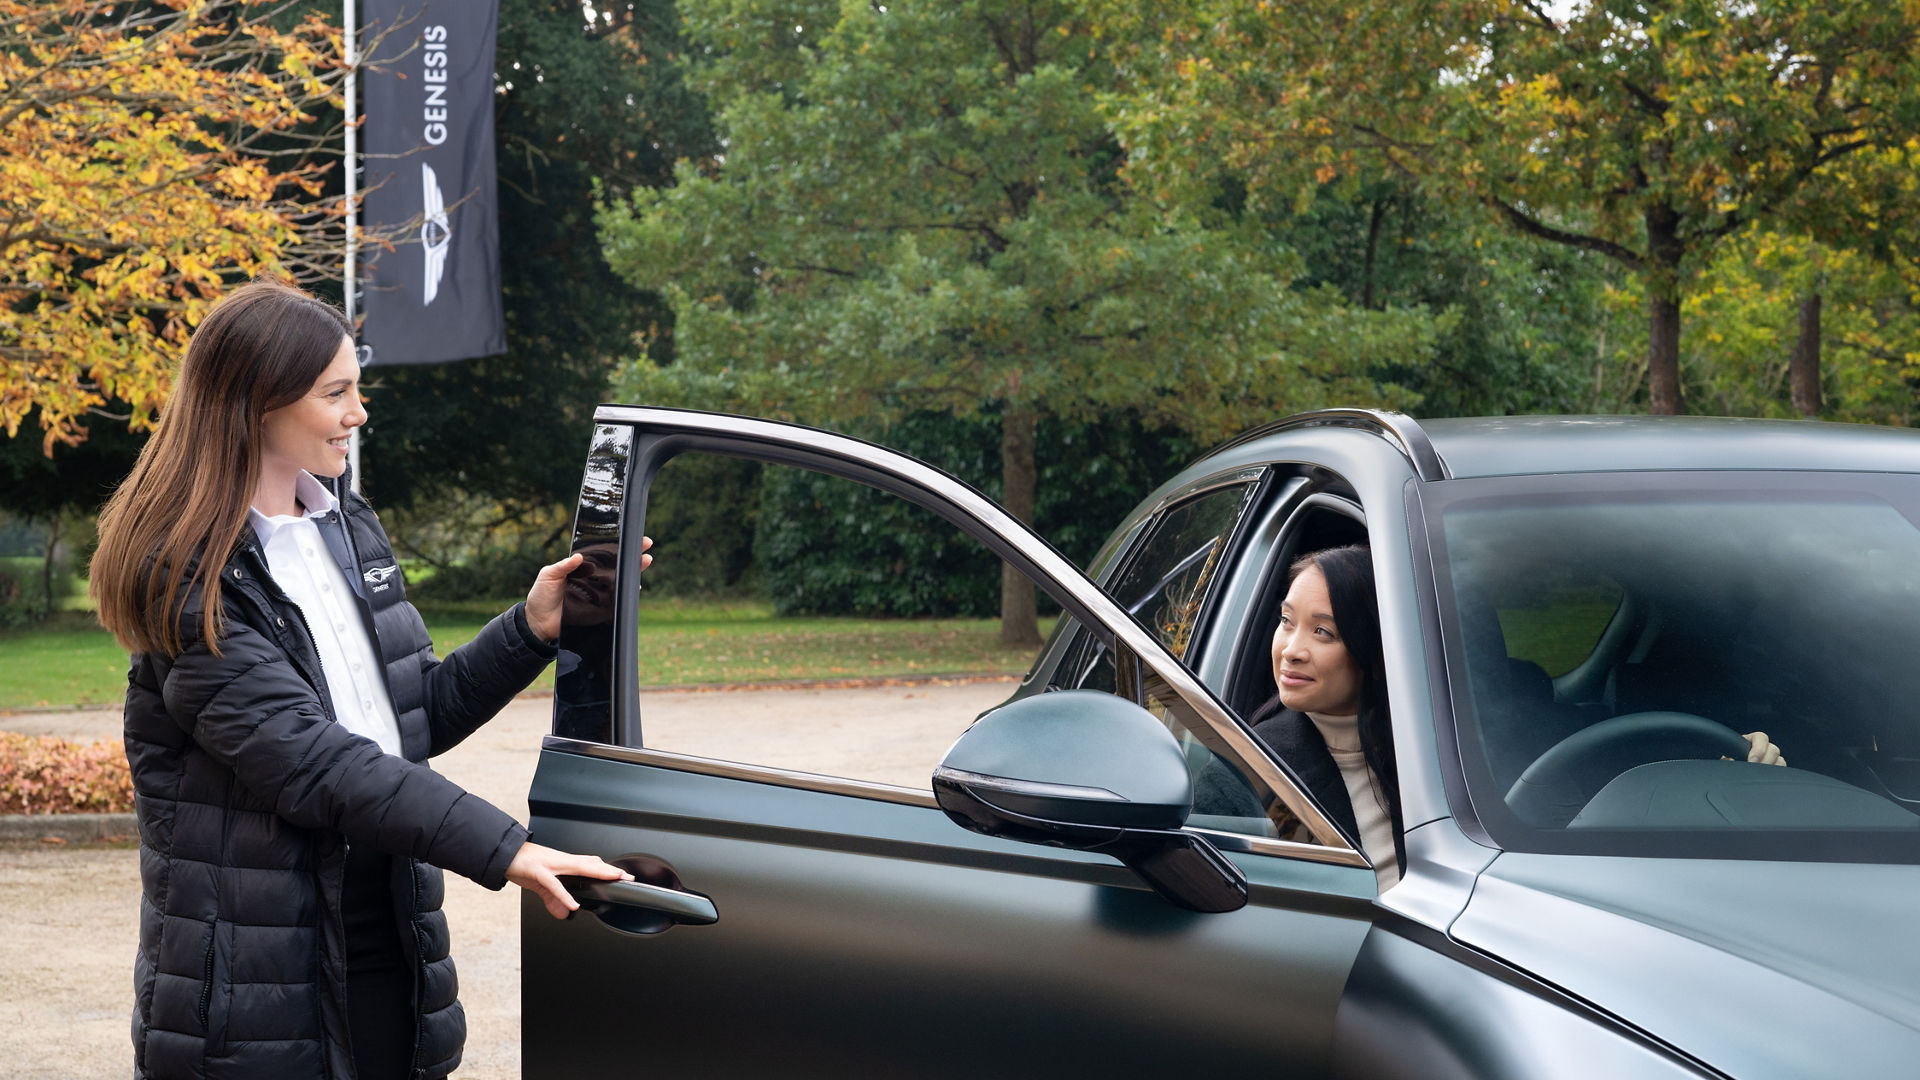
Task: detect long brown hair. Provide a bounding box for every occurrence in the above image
[91,277,352,656]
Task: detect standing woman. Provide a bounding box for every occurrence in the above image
[91,278,635,1079]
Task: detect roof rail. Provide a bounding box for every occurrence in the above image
[1211,408,1451,482]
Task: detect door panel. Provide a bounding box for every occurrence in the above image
[527,408,1377,1076]
[525,746,1375,1078]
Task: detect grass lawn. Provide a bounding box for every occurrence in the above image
[0,600,1050,711]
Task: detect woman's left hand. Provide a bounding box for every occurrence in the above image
[1741,730,1787,767]
[525,537,651,642]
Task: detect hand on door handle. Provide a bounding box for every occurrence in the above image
[564,877,718,927]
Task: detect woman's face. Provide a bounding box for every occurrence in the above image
[1271,564,1363,716]
[260,336,363,480]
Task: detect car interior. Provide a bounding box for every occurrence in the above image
[1442,491,1920,840]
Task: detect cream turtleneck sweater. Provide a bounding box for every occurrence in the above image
[1307,711,1401,891]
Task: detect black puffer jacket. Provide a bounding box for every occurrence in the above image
[124,482,554,1079]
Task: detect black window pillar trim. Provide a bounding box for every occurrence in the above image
[593,404,1366,866]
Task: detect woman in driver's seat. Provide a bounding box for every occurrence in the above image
[1253,546,1790,891]
[1252,544,1404,890]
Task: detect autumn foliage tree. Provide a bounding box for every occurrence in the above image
[1,0,343,451]
[1112,0,1920,414]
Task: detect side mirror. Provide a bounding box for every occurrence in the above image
[933,690,1248,914]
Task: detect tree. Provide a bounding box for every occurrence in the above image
[1277,176,1621,417]
[1600,225,1920,423]
[1111,0,1920,413]
[362,0,717,516]
[0,407,145,615]
[1,0,345,451]
[598,0,1432,645]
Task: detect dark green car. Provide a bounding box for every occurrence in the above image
[525,407,1920,1078]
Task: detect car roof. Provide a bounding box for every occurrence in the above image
[1418,414,1920,479]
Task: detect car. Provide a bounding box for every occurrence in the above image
[522,406,1920,1078]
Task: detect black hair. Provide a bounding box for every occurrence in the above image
[1291,543,1402,852]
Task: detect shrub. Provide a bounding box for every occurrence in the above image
[0,733,135,814]
[0,566,31,629]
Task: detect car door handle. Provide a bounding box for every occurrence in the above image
[567,877,719,926]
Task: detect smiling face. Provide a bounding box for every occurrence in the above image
[258,336,363,488]
[1271,564,1363,716]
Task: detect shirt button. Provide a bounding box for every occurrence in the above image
[304,548,315,557]
[335,622,347,632]
[320,583,331,592]
[362,700,374,710]
[350,661,362,671]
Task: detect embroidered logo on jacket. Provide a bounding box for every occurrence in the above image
[363,564,400,593]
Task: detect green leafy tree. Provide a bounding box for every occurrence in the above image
[599,0,1432,645]
[1277,177,1622,417]
[1598,226,1920,422]
[1112,0,1920,414]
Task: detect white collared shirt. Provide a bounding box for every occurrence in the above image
[249,471,404,757]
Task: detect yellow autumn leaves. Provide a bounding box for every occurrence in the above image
[1,0,344,451]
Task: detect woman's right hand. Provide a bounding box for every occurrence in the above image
[506,840,632,919]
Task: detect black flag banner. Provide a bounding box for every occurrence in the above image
[357,0,504,365]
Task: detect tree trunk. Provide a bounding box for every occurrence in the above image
[1790,292,1823,419]
[999,407,1042,649]
[1645,205,1685,416]
[1647,289,1683,415]
[40,514,61,618]
[1361,197,1384,310]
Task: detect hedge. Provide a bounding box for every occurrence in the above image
[0,732,134,815]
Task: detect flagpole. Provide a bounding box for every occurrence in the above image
[344,0,362,494]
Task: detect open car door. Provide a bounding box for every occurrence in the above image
[523,406,1375,1078]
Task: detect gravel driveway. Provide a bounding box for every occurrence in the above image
[0,679,1012,1079]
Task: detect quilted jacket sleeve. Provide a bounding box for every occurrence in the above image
[414,601,558,758]
[161,610,527,890]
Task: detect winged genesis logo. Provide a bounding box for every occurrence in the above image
[420,162,451,305]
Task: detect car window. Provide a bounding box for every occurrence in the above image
[1430,473,1920,864]
[1054,479,1260,691]
[602,451,1066,790]
[1052,479,1324,844]
[1495,570,1622,677]
[1109,481,1262,658]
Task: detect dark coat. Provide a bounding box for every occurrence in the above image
[123,481,555,1079]
[1232,695,1407,875]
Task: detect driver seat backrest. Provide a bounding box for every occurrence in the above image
[1478,658,1588,790]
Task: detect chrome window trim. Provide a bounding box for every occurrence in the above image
[593,405,1359,858]
[542,736,1370,868]
[1146,465,1269,518]
[545,735,941,808]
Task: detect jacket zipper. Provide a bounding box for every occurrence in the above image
[324,503,405,724]
[242,543,338,726]
[409,860,426,1077]
[197,934,215,1029]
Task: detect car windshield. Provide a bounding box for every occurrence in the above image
[1428,471,1920,863]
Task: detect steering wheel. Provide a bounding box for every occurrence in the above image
[1506,711,1752,828]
